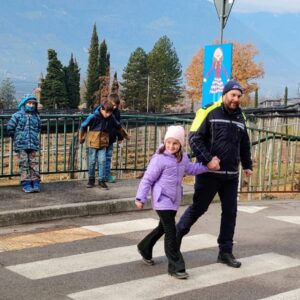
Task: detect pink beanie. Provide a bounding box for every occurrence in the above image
[164,125,185,147]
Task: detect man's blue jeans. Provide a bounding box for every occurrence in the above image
[105,143,114,178]
[88,147,106,181]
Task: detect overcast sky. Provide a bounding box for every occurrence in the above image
[209,0,300,14]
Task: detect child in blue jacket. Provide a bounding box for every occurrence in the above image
[7,95,41,193]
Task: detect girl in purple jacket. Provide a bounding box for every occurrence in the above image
[135,125,217,279]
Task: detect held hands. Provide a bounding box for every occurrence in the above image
[243,169,253,177]
[207,156,220,170]
[135,200,144,209]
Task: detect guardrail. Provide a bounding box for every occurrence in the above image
[0,113,299,194]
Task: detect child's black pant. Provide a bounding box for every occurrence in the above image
[138,210,185,273]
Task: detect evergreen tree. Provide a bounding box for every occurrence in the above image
[122,47,148,111]
[111,72,119,95]
[254,88,258,108]
[147,36,182,112]
[85,24,99,109]
[64,54,81,108]
[0,78,17,109]
[40,49,68,109]
[97,40,110,102]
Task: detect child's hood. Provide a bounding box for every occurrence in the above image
[18,94,38,110]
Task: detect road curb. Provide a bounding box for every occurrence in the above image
[0,192,196,227]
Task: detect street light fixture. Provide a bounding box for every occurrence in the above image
[214,0,235,44]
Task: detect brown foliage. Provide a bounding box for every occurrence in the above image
[185,41,264,106]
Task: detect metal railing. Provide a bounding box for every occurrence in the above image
[0,113,299,194]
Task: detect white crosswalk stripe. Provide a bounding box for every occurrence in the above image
[238,206,267,213]
[6,233,218,279]
[81,218,159,235]
[258,288,300,299]
[68,253,300,300]
[268,216,300,225]
[259,289,300,300]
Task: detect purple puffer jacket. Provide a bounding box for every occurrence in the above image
[136,150,208,211]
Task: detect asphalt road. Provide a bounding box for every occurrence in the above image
[0,199,299,300]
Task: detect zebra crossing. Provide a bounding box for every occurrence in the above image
[2,215,300,299]
[68,253,300,300]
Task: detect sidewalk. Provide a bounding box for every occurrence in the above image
[0,179,195,227]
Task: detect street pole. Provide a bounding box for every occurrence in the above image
[214,0,234,44]
[220,0,225,44]
[146,75,150,113]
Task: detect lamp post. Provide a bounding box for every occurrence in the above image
[146,75,150,113]
[214,0,235,44]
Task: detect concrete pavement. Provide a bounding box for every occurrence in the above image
[0,179,195,227]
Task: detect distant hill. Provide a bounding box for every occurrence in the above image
[0,0,299,99]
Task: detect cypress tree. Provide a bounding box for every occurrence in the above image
[148,36,182,112]
[254,88,258,108]
[284,86,288,106]
[122,47,148,111]
[40,49,68,109]
[98,40,110,101]
[111,72,119,95]
[65,54,81,108]
[85,24,99,109]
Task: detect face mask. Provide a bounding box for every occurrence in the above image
[25,104,35,112]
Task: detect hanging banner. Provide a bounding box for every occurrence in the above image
[201,43,232,107]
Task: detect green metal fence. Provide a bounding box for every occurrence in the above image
[0,113,299,194]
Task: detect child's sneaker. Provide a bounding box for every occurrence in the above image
[86,177,95,188]
[32,180,41,192]
[106,175,116,183]
[21,181,33,193]
[98,180,109,190]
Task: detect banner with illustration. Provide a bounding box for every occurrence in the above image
[201,43,232,107]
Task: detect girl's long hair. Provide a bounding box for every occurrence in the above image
[158,144,183,162]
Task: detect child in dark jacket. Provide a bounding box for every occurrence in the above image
[79,99,128,189]
[105,94,123,183]
[135,125,219,279]
[7,94,41,193]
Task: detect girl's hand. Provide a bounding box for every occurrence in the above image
[135,200,144,209]
[243,169,253,177]
[207,156,220,170]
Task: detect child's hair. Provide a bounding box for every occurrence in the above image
[158,144,183,162]
[101,99,114,113]
[108,93,120,106]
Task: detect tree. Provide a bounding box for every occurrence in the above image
[40,49,68,109]
[64,54,81,108]
[97,40,110,102]
[0,78,16,109]
[111,72,119,95]
[147,36,182,112]
[85,24,99,109]
[186,41,264,106]
[122,47,148,111]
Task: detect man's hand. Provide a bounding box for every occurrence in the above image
[243,169,253,177]
[135,200,144,209]
[207,156,220,170]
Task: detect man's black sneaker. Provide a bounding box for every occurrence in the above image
[98,180,109,190]
[217,252,241,268]
[168,271,189,279]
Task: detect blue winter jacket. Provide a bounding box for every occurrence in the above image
[7,96,41,152]
[136,146,208,211]
[80,106,121,133]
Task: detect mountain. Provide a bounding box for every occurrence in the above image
[0,0,299,99]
